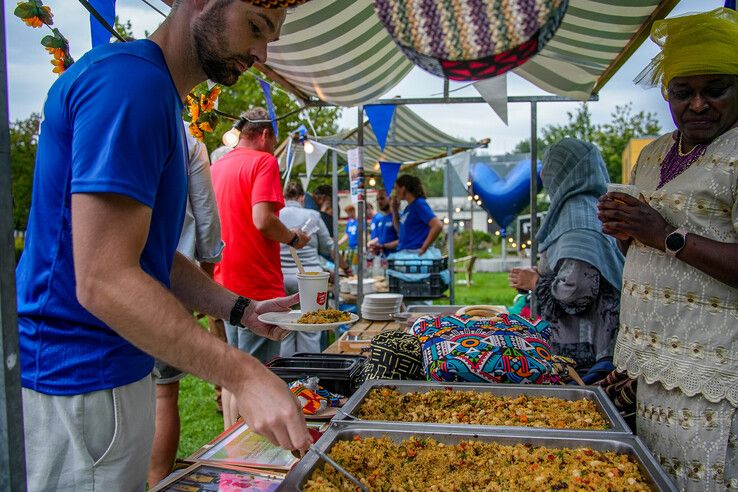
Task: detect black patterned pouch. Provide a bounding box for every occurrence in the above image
[363,330,424,381]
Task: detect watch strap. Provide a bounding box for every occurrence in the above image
[288,233,299,247]
[229,296,251,327]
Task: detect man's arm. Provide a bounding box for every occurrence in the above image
[72,193,310,451]
[253,201,309,248]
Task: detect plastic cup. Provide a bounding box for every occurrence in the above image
[607,183,639,198]
[297,271,330,313]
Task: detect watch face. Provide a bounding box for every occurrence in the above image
[666,231,686,252]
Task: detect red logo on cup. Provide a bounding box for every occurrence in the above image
[316,292,327,306]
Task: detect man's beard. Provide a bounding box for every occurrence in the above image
[192,1,253,86]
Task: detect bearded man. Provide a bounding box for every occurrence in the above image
[15,1,313,490]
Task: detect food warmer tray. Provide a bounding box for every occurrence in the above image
[332,379,631,435]
[278,422,675,491]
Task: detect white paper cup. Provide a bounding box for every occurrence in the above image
[607,183,639,198]
[297,271,330,313]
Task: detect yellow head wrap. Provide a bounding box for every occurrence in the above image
[635,8,738,99]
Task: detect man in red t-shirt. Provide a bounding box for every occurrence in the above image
[211,107,308,427]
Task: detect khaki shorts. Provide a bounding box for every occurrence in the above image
[22,374,155,492]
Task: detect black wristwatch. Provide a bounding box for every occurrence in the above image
[665,227,688,257]
[229,296,251,327]
[287,233,299,247]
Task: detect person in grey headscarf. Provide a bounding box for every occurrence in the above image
[509,138,624,377]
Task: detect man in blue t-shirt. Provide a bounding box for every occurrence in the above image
[15,1,313,490]
[368,189,398,256]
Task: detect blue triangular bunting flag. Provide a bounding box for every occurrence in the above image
[365,105,395,151]
[89,0,116,47]
[379,161,402,194]
[258,79,279,138]
[726,0,736,9]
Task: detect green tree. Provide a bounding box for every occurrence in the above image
[512,103,661,182]
[10,113,40,230]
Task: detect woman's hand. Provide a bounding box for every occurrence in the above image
[597,192,674,251]
[509,267,539,291]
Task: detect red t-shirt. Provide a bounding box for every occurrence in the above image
[211,148,285,300]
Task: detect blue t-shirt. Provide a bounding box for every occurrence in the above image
[16,40,187,395]
[371,212,398,254]
[346,218,358,249]
[397,197,436,251]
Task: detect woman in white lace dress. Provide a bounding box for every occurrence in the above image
[598,8,738,490]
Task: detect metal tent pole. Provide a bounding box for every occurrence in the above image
[0,0,27,488]
[445,146,455,303]
[356,106,364,308]
[331,151,340,308]
[529,101,539,316]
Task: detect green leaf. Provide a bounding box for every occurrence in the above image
[13,4,35,19]
[40,35,62,48]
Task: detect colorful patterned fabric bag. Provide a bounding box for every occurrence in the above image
[410,314,559,384]
[363,330,424,381]
[373,0,569,81]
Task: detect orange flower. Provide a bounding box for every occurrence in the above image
[200,93,215,112]
[50,57,65,74]
[189,122,203,140]
[23,15,43,28]
[207,86,220,101]
[45,46,65,59]
[198,121,213,133]
[188,102,200,122]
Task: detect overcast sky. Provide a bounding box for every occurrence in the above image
[5,0,726,154]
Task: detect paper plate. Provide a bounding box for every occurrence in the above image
[257,310,359,332]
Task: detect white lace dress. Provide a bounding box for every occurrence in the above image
[615,128,738,490]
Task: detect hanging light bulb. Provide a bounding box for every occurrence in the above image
[495,230,500,236]
[467,195,473,201]
[369,177,376,187]
[521,243,527,249]
[473,194,479,200]
[487,218,493,224]
[455,207,461,213]
[527,240,532,245]
[466,180,472,188]
[512,242,517,248]
[443,217,450,224]
[476,200,482,206]
[508,237,513,243]
[303,139,315,154]
[222,127,241,147]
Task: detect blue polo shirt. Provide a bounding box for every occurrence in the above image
[16,40,187,395]
[346,218,358,249]
[371,212,398,254]
[397,197,436,251]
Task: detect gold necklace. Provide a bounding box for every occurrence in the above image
[677,133,699,157]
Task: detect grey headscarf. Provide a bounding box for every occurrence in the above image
[536,138,624,291]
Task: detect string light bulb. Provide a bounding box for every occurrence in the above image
[473,194,479,200]
[495,230,500,236]
[455,207,461,213]
[467,180,472,188]
[443,217,450,224]
[512,242,517,248]
[222,127,241,147]
[369,177,376,187]
[487,218,493,224]
[303,139,315,155]
[467,195,473,201]
[476,200,482,206]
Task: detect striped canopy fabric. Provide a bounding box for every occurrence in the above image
[265,0,675,104]
[278,106,473,170]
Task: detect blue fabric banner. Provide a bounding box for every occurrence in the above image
[258,79,279,138]
[379,161,402,194]
[89,0,116,47]
[365,104,395,151]
[726,0,736,9]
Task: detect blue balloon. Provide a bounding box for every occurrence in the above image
[471,159,543,230]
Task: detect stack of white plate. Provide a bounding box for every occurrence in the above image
[361,293,403,321]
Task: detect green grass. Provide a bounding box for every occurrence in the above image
[177,271,518,458]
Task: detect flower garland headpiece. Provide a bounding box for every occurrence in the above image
[14,0,74,75]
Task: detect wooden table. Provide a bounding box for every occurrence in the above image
[323,319,403,355]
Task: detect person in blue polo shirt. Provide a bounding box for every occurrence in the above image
[369,188,398,256]
[338,203,358,264]
[15,1,314,490]
[391,175,443,254]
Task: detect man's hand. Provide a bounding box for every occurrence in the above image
[509,267,539,291]
[597,192,673,250]
[290,229,310,249]
[233,366,312,452]
[241,293,299,340]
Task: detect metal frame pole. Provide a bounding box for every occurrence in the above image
[356,106,364,308]
[331,151,340,308]
[0,0,27,487]
[445,146,455,303]
[529,101,539,315]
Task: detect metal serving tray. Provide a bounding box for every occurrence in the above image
[278,422,676,491]
[333,379,631,434]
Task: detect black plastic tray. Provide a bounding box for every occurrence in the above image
[266,355,365,398]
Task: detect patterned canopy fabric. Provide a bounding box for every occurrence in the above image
[265,0,673,104]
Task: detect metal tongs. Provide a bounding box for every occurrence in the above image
[335,408,358,420]
[309,444,368,492]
